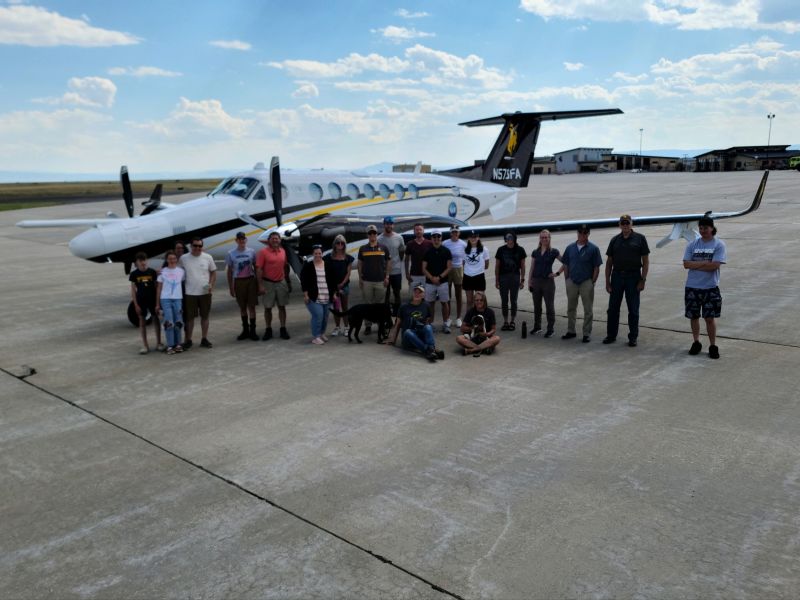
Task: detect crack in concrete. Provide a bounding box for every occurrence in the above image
[2,368,465,600]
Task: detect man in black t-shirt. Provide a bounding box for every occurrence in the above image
[603,214,650,347]
[386,283,442,361]
[422,230,452,333]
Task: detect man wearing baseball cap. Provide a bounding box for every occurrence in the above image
[226,231,259,341]
[386,282,443,361]
[683,215,726,359]
[603,214,650,347]
[377,216,405,315]
[357,224,392,334]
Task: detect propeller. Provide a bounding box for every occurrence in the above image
[140,184,163,216]
[120,166,134,218]
[269,156,283,226]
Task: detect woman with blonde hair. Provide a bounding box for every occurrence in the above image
[528,229,563,338]
[324,234,354,336]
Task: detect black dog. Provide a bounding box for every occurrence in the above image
[330,303,393,343]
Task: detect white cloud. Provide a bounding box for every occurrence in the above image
[564,61,584,71]
[34,77,117,108]
[209,39,251,51]
[291,81,319,98]
[612,71,648,83]
[395,8,430,18]
[406,44,513,90]
[373,25,435,42]
[108,66,182,77]
[136,97,252,140]
[519,0,800,32]
[266,53,411,78]
[0,5,139,46]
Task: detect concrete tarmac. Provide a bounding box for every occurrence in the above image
[2,171,799,599]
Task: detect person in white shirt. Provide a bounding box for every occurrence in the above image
[443,226,467,327]
[179,237,217,349]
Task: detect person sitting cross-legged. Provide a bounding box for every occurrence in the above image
[456,291,500,357]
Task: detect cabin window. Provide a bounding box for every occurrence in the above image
[347,183,360,200]
[213,177,259,199]
[408,184,419,199]
[394,184,405,200]
[364,184,376,199]
[328,182,342,200]
[253,186,267,200]
[309,183,323,202]
[379,183,391,199]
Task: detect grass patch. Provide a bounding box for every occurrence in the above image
[0,178,220,204]
[0,201,58,212]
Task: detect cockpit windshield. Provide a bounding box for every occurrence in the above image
[210,177,260,199]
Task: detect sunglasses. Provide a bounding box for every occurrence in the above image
[620,221,631,225]
[335,241,345,245]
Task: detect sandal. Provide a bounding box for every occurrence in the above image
[501,323,510,331]
[509,322,516,331]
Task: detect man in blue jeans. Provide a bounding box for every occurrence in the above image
[603,214,650,347]
[385,283,443,361]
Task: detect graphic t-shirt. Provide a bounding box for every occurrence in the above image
[129,267,157,301]
[684,237,727,289]
[158,267,185,300]
[226,246,257,278]
[398,301,432,332]
[463,246,490,277]
[495,244,527,275]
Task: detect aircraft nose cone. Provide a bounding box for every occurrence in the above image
[69,228,105,259]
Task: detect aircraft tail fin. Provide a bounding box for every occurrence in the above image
[452,109,623,187]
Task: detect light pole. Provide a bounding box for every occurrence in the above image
[639,128,643,170]
[766,113,775,170]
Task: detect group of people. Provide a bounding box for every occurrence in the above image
[129,214,727,361]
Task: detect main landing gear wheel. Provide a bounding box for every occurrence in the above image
[127,301,153,327]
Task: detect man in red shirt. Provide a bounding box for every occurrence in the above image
[256,231,291,340]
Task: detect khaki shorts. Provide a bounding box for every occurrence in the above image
[448,266,464,286]
[185,294,212,319]
[361,280,386,304]
[234,277,258,309]
[262,279,289,309]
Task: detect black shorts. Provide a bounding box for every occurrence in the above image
[136,295,157,318]
[685,286,722,319]
[462,273,486,291]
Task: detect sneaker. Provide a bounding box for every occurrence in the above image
[689,340,702,355]
[562,332,576,339]
[262,327,273,341]
[182,340,193,350]
[435,349,445,360]
[174,345,184,353]
[364,325,372,335]
[483,347,494,356]
[582,336,591,343]
[444,318,452,328]
[425,350,438,362]
[139,347,149,355]
[442,324,451,334]
[200,338,213,348]
[237,329,249,341]
[311,337,325,345]
[279,327,290,340]
[331,327,341,337]
[602,337,616,344]
[544,331,554,338]
[454,318,462,328]
[709,345,720,359]
[156,343,166,352]
[166,347,175,355]
[628,340,638,347]
[532,326,542,334]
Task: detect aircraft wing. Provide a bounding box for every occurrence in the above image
[463,171,768,248]
[16,218,123,228]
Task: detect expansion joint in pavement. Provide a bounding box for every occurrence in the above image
[1,368,466,600]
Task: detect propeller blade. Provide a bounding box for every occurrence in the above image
[269,156,283,227]
[140,183,164,216]
[282,241,303,277]
[120,166,134,218]
[236,211,269,231]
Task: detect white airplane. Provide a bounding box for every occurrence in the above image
[18,107,767,275]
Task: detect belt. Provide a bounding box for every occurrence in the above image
[614,270,640,276]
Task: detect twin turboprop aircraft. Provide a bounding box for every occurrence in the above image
[18,108,767,278]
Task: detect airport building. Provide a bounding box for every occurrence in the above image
[552,148,684,174]
[694,145,800,171]
[392,163,432,173]
[553,147,612,174]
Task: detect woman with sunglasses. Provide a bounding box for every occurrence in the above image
[324,234,354,336]
[301,245,340,344]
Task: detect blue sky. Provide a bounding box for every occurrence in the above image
[0,0,798,178]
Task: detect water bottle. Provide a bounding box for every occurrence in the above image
[521,321,527,339]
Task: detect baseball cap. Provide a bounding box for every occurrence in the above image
[467,229,478,236]
[413,282,425,292]
[698,215,714,227]
[366,224,378,233]
[619,214,632,223]
[383,216,394,224]
[235,231,247,240]
[577,224,590,233]
[431,229,443,237]
[504,232,515,241]
[450,225,460,232]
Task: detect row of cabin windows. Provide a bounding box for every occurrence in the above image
[308,182,420,202]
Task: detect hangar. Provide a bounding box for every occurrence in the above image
[694,145,800,171]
